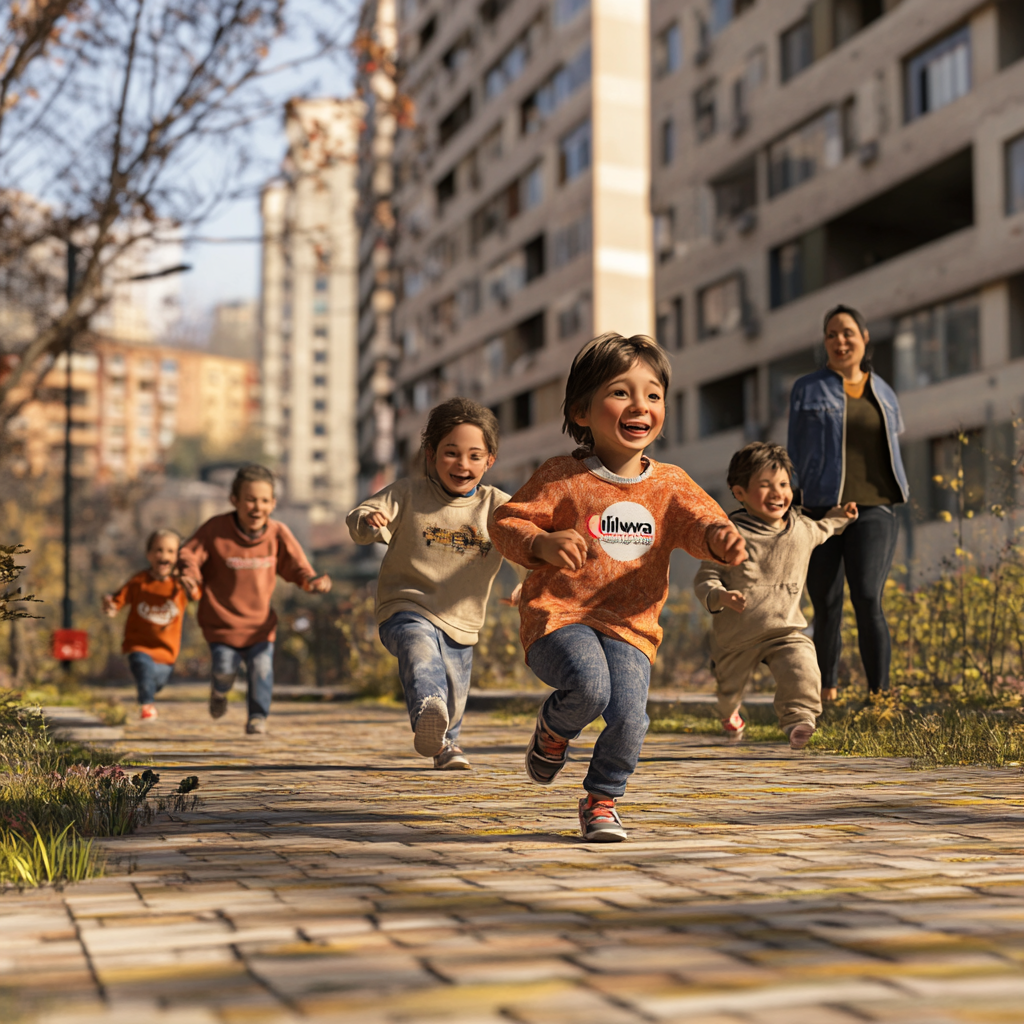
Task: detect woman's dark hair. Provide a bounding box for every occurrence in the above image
[421,397,499,455]
[562,332,671,448]
[822,303,872,371]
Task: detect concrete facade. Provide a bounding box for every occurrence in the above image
[260,98,362,526]
[355,0,401,501]
[650,0,1024,569]
[390,0,653,493]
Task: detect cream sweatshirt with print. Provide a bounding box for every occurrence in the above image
[346,475,512,645]
[693,507,852,653]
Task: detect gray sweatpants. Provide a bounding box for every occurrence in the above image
[711,632,822,732]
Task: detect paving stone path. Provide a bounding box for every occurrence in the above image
[3,696,1024,1023]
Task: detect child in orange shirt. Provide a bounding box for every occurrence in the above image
[103,529,197,721]
[491,332,746,842]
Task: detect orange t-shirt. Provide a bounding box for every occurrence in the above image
[491,455,730,663]
[109,571,193,665]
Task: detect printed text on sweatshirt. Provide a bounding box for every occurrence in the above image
[490,456,730,662]
[179,514,316,647]
[346,475,510,645]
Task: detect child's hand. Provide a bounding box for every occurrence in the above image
[719,590,746,613]
[304,574,332,594]
[180,577,200,600]
[841,502,858,520]
[365,512,390,530]
[707,523,747,566]
[500,583,523,607]
[101,594,117,617]
[532,529,588,570]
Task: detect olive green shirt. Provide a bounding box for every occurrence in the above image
[841,378,903,507]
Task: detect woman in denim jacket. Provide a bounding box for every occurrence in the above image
[788,305,909,699]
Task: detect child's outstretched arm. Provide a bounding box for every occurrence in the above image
[490,461,572,569]
[693,564,746,613]
[665,475,747,566]
[275,524,331,594]
[102,581,131,618]
[346,479,407,546]
[178,527,209,591]
[808,502,859,546]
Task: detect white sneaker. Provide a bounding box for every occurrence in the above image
[413,696,449,756]
[787,722,815,750]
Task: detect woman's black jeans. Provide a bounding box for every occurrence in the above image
[806,505,900,694]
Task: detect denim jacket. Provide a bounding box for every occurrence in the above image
[787,367,909,508]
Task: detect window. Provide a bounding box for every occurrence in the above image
[519,163,543,211]
[442,31,473,74]
[769,348,819,420]
[485,22,537,101]
[711,0,755,36]
[674,391,685,444]
[313,375,327,387]
[439,93,473,146]
[656,297,683,350]
[999,0,1024,70]
[436,171,455,208]
[1011,273,1024,360]
[780,18,813,83]
[693,81,716,141]
[894,293,980,391]
[654,210,675,262]
[768,105,851,197]
[699,274,744,338]
[712,158,757,228]
[313,300,328,316]
[906,27,970,122]
[654,23,681,78]
[314,399,326,412]
[559,120,591,183]
[314,326,328,338]
[314,350,328,364]
[661,118,675,165]
[522,45,591,134]
[699,370,757,437]
[160,359,177,373]
[418,16,436,52]
[1007,133,1024,216]
[514,391,533,431]
[558,295,586,338]
[480,0,511,25]
[524,235,545,282]
[552,214,591,267]
[554,0,588,27]
[315,276,328,292]
[313,450,326,461]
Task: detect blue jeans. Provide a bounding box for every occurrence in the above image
[210,641,275,719]
[378,612,472,744]
[128,651,173,705]
[807,504,900,693]
[526,625,651,799]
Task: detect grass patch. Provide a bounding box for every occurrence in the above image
[810,699,1024,767]
[648,715,786,742]
[0,693,202,888]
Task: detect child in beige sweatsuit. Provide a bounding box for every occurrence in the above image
[694,442,857,750]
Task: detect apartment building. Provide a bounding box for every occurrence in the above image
[7,339,259,480]
[355,0,401,500]
[651,0,1024,565]
[260,98,361,524]
[390,0,652,491]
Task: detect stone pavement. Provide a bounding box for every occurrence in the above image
[3,697,1024,1024]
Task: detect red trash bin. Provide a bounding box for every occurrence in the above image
[52,629,89,661]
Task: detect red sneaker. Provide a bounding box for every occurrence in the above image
[721,710,745,742]
[578,795,627,842]
[140,704,158,721]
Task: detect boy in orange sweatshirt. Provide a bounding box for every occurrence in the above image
[104,529,197,720]
[491,333,745,842]
[178,465,331,735]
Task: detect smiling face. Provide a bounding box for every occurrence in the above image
[231,480,277,534]
[731,464,793,526]
[574,358,666,465]
[147,536,180,579]
[825,312,868,375]
[426,423,496,495]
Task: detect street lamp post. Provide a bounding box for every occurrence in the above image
[61,243,79,670]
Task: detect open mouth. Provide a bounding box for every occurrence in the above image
[620,420,651,439]
[447,472,475,486]
[764,500,788,514]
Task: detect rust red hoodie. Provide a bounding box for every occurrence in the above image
[179,513,315,647]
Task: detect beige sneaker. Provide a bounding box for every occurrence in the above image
[787,722,815,750]
[434,743,471,770]
[246,716,268,736]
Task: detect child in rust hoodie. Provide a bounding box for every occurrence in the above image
[179,465,331,735]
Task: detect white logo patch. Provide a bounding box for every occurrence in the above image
[586,501,656,562]
[137,599,180,627]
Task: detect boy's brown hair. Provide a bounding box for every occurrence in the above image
[421,397,500,455]
[562,332,671,448]
[146,528,181,552]
[727,442,795,492]
[231,464,276,498]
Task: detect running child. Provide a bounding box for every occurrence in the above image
[490,332,746,842]
[347,398,518,770]
[103,529,196,720]
[178,465,331,735]
[694,442,857,749]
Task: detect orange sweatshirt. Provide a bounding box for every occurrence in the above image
[178,513,316,647]
[491,455,730,662]
[109,571,193,665]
